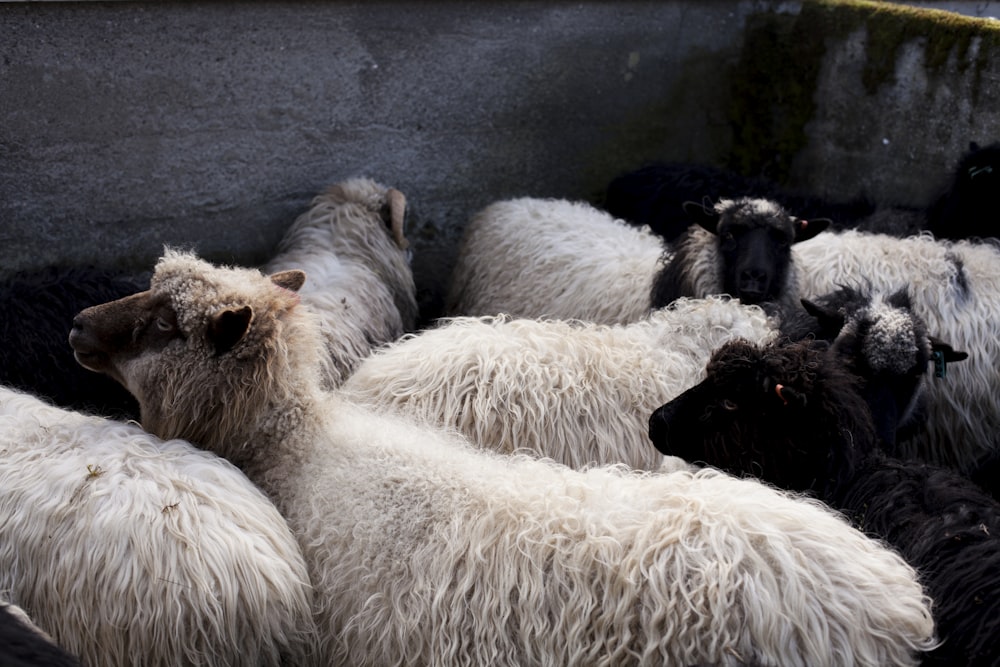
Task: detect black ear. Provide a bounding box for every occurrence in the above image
[886,287,912,310]
[970,141,981,152]
[801,298,846,336]
[764,377,808,408]
[792,217,830,242]
[208,306,253,356]
[270,270,306,292]
[929,336,968,379]
[682,199,721,234]
[930,337,969,363]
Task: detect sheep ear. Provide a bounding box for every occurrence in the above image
[801,298,845,334]
[208,306,253,356]
[381,188,410,251]
[792,217,830,242]
[764,377,807,408]
[682,200,721,234]
[270,270,306,292]
[930,336,968,364]
[886,288,912,309]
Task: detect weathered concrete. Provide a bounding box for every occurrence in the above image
[2,1,998,320]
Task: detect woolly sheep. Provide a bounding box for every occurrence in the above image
[0,265,148,419]
[69,251,937,666]
[0,386,319,667]
[264,176,417,387]
[445,197,664,323]
[793,230,1000,473]
[0,601,81,667]
[649,335,997,667]
[342,295,776,472]
[651,197,828,317]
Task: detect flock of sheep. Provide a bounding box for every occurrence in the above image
[1,139,999,665]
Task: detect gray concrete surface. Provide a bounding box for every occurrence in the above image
[2,1,999,320]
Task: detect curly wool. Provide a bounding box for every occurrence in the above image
[794,230,1000,472]
[265,176,416,387]
[342,296,776,471]
[0,387,319,667]
[100,252,935,666]
[445,197,665,323]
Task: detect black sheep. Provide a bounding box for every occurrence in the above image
[0,603,82,667]
[649,197,828,316]
[649,330,998,666]
[926,140,1000,241]
[0,265,148,419]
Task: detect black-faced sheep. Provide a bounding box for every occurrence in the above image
[604,161,876,242]
[0,265,147,419]
[649,337,997,667]
[445,197,665,323]
[650,197,828,317]
[69,250,937,666]
[342,295,775,472]
[0,386,320,667]
[264,176,417,387]
[925,140,1000,241]
[779,285,967,450]
[794,229,1000,473]
[0,601,81,667]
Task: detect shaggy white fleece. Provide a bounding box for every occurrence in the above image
[265,176,416,387]
[0,387,319,667]
[342,296,775,471]
[446,197,664,323]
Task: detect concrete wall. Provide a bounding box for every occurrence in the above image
[2,1,999,320]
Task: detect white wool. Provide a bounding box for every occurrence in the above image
[342,296,776,471]
[446,197,665,323]
[124,253,935,666]
[0,387,319,667]
[794,230,1000,471]
[265,176,416,387]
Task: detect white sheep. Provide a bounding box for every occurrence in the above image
[793,230,1000,474]
[342,295,776,472]
[70,251,937,667]
[264,176,417,387]
[0,386,320,667]
[445,197,664,323]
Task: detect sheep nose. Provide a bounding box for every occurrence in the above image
[738,269,769,301]
[648,404,674,454]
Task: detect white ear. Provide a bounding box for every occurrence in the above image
[270,270,306,292]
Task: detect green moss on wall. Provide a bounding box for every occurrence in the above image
[728,0,1000,184]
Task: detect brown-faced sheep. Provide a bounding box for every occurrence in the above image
[69,250,936,667]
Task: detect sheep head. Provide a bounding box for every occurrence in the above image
[648,338,875,498]
[70,250,319,463]
[682,197,828,306]
[800,286,967,451]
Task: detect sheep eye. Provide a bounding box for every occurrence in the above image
[155,316,174,332]
[722,399,739,411]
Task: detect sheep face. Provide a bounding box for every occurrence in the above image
[648,338,875,496]
[683,198,827,306]
[801,286,967,451]
[70,251,316,457]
